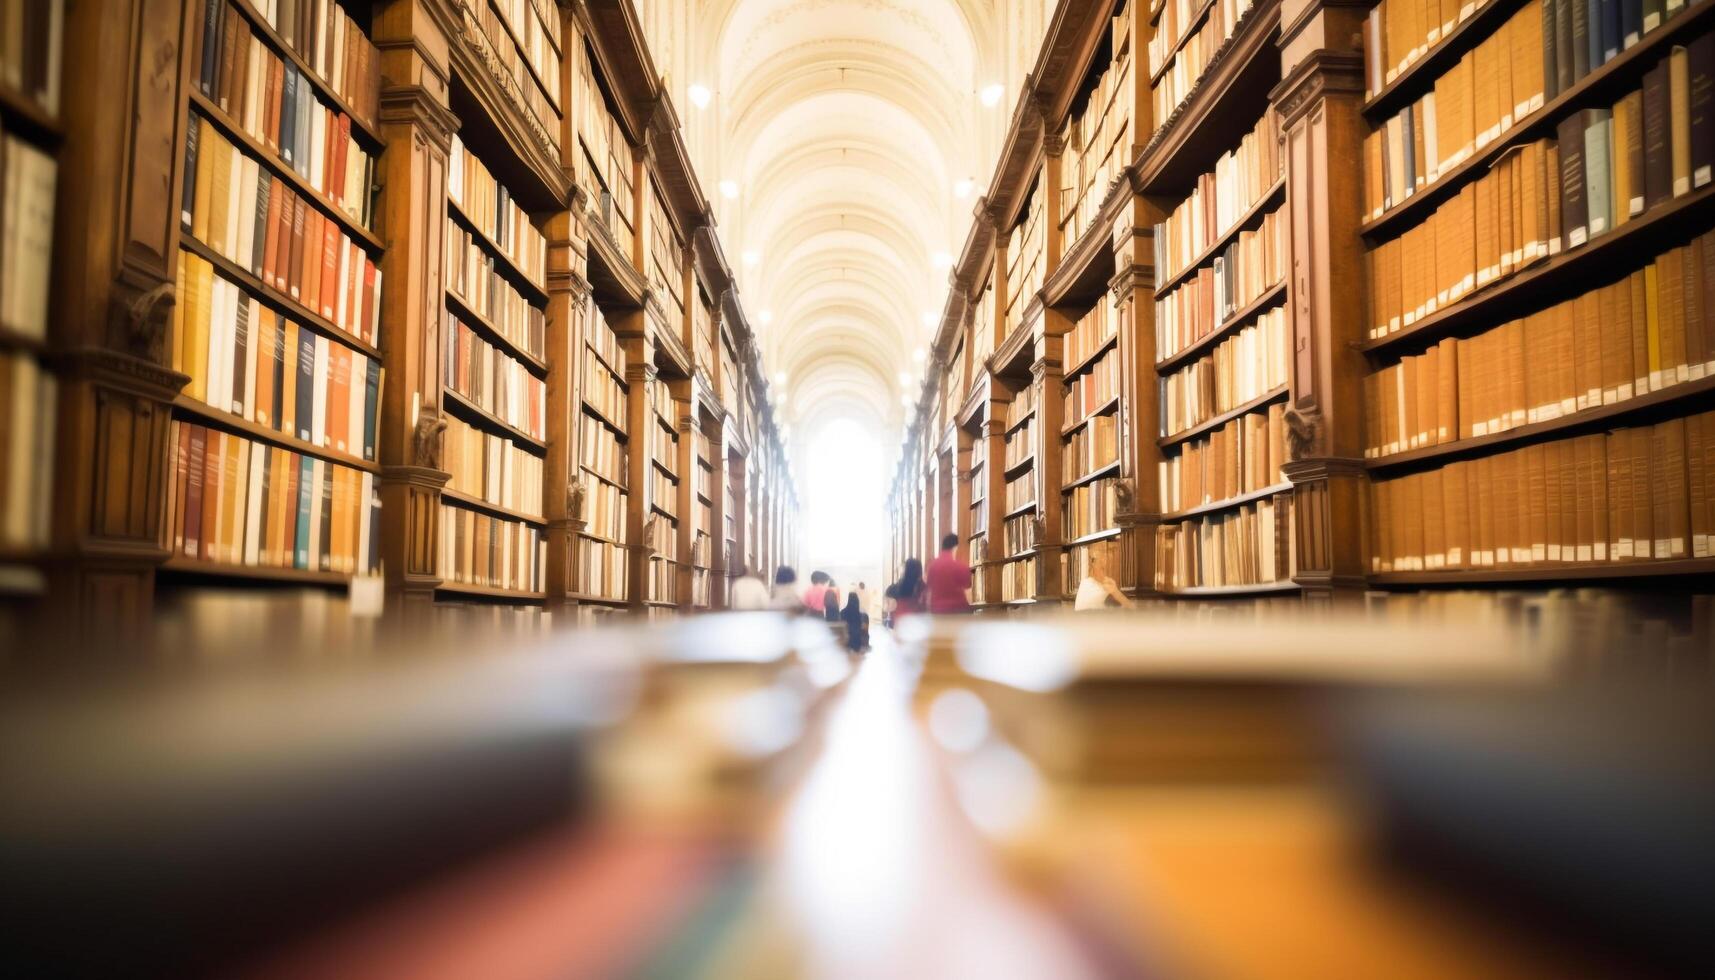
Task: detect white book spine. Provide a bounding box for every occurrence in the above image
[312,335,329,446]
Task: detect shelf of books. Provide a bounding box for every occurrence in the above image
[1059,300,1123,592]
[570,35,636,263]
[0,0,62,597]
[692,425,714,608]
[966,412,990,606]
[645,378,680,606]
[577,297,630,606]
[1360,0,1715,586]
[999,388,1039,601]
[1004,182,1047,340]
[1148,7,1293,595]
[462,0,561,149]
[439,131,547,601]
[1059,5,1136,256]
[167,0,384,589]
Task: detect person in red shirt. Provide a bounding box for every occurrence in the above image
[925,534,973,614]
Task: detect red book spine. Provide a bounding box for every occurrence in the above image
[362,260,376,345]
[321,220,339,320]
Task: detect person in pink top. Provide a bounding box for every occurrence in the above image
[925,534,973,614]
[802,570,832,614]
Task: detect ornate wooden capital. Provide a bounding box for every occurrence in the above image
[1269,50,1366,129]
[378,85,459,154]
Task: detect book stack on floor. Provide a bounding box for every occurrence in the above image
[0,0,63,591]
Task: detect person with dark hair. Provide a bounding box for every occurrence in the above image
[768,566,802,611]
[841,591,869,652]
[885,558,926,626]
[926,533,973,614]
[803,570,832,614]
[822,580,841,621]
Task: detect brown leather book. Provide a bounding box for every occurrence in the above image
[301,209,323,315]
[1630,426,1653,560]
[1557,113,1589,251]
[1628,270,1651,396]
[1685,237,1707,377]
[1659,245,1686,386]
[319,217,338,320]
[286,192,306,298]
[1527,443,1548,564]
[1642,60,1673,210]
[1655,418,1689,559]
[217,5,238,112]
[328,344,350,455]
[1691,411,1712,558]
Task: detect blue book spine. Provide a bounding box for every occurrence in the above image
[296,456,313,569]
[1600,0,1621,63]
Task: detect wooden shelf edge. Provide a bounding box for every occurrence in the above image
[445,290,549,375]
[1155,279,1288,374]
[1062,333,1118,379]
[447,198,549,303]
[1158,580,1301,596]
[1003,453,1038,478]
[436,581,547,601]
[1362,0,1522,119]
[1159,384,1289,449]
[1367,374,1715,473]
[441,487,547,526]
[1061,460,1121,491]
[1157,481,1292,522]
[577,529,628,547]
[1062,394,1121,435]
[179,237,381,360]
[189,90,383,253]
[1369,557,1715,587]
[228,0,384,145]
[172,395,380,472]
[0,323,47,355]
[1064,527,1123,546]
[1153,176,1285,298]
[579,464,629,492]
[0,80,63,146]
[580,399,629,439]
[1003,500,1040,519]
[1148,0,1221,86]
[160,556,352,586]
[442,389,548,452]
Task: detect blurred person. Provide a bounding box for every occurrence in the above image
[803,571,832,613]
[926,533,973,615]
[885,558,926,626]
[729,564,770,610]
[841,592,869,653]
[770,566,802,611]
[1073,543,1134,611]
[856,581,876,617]
[823,581,841,622]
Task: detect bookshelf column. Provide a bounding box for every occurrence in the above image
[624,355,653,611]
[1272,10,1370,599]
[44,0,190,638]
[373,41,458,613]
[544,220,590,607]
[1031,346,1066,603]
[1110,200,1162,594]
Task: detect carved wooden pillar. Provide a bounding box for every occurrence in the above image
[671,378,696,608]
[544,249,591,608]
[1031,345,1066,602]
[1111,191,1165,595]
[39,0,192,642]
[1043,125,1066,273]
[624,357,655,610]
[726,429,748,604]
[1273,4,1371,600]
[374,5,459,615]
[707,412,728,608]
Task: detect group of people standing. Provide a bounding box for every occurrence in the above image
[726,564,875,652]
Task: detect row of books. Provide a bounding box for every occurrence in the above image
[970,432,988,471]
[1005,416,1037,468]
[1063,300,1117,370]
[583,480,626,543]
[444,312,547,441]
[648,512,679,560]
[1064,348,1120,423]
[650,379,678,433]
[1004,471,1035,513]
[0,0,63,117]
[1160,401,1287,512]
[1369,412,1715,571]
[1061,538,1113,594]
[649,469,677,519]
[577,535,628,600]
[448,134,548,288]
[1152,0,1259,128]
[443,413,544,520]
[1363,0,1549,218]
[1063,412,1120,482]
[970,542,988,604]
[1153,110,1282,282]
[1150,0,1227,75]
[579,413,627,488]
[582,357,627,433]
[446,224,546,360]
[1155,212,1286,362]
[646,194,684,315]
[1005,382,1038,429]
[1000,555,1036,602]
[1152,492,1294,589]
[971,498,988,535]
[183,116,384,346]
[0,134,55,340]
[174,250,381,462]
[570,41,636,256]
[485,0,562,109]
[437,504,543,594]
[1363,0,1482,94]
[970,276,996,366]
[646,558,676,604]
[1159,305,1289,437]
[586,299,629,372]
[1059,32,1135,247]
[165,420,380,575]
[239,0,380,126]
[190,0,378,231]
[0,351,54,550]
[1002,512,1037,558]
[461,0,559,139]
[1365,231,1715,456]
[1064,477,1122,540]
[1006,190,1047,332]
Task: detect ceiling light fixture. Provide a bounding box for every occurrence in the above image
[688,84,712,109]
[774,371,788,387]
[719,180,739,199]
[742,250,760,266]
[914,347,928,363]
[953,178,974,199]
[932,251,954,269]
[980,83,1006,107]
[759,310,774,325]
[921,311,938,329]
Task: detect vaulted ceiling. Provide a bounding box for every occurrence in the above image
[636,0,1054,455]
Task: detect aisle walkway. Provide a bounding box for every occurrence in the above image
[770,630,1102,980]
